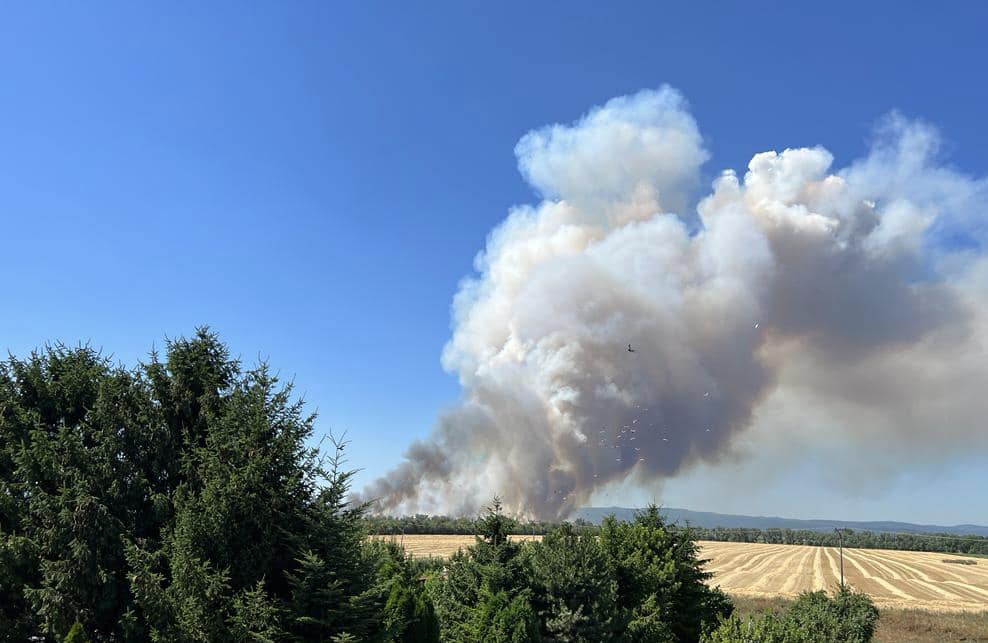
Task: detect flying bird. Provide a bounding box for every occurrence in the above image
[627,343,636,353]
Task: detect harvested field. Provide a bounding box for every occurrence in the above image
[700,541,988,613]
[371,534,541,558]
[375,535,988,613]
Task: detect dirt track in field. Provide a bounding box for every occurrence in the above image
[374,535,988,612]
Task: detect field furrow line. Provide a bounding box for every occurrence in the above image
[712,546,793,587]
[840,549,915,601]
[749,546,805,593]
[940,580,988,600]
[823,546,841,582]
[811,546,826,591]
[855,550,906,579]
[866,550,970,584]
[777,546,817,594]
[700,545,760,572]
[848,552,970,603]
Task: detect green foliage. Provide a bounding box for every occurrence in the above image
[382,575,441,643]
[0,330,387,642]
[600,507,733,642]
[0,528,39,638]
[786,587,880,642]
[702,586,879,643]
[409,590,442,642]
[701,610,793,643]
[63,621,91,643]
[524,524,618,641]
[470,589,541,643]
[4,330,800,642]
[364,535,444,642]
[478,497,510,544]
[425,499,538,643]
[229,581,282,643]
[427,502,732,643]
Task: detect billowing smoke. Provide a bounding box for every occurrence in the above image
[360,86,988,518]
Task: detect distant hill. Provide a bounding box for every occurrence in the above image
[572,506,988,538]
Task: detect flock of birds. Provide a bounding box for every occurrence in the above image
[547,341,728,505]
[551,343,660,504]
[547,325,761,506]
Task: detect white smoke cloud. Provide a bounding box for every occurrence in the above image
[515,88,706,217]
[360,86,988,518]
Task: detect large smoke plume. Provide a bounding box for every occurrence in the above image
[360,87,988,518]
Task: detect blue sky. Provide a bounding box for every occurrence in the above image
[3,2,987,524]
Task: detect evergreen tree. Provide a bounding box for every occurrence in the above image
[523,524,619,642]
[0,330,390,642]
[63,621,91,643]
[599,506,733,642]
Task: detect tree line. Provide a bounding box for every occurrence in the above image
[363,514,573,536]
[365,516,988,556]
[1,330,879,642]
[690,527,988,555]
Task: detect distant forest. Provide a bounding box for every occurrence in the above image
[364,515,988,556]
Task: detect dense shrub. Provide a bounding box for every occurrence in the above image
[702,586,879,643]
[62,622,90,643]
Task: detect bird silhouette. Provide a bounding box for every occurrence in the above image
[627,344,636,353]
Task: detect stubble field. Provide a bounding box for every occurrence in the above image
[374,534,542,558]
[375,535,988,613]
[700,541,988,613]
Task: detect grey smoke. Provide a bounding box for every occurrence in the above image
[360,86,988,518]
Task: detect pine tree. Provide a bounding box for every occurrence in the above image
[0,330,391,641]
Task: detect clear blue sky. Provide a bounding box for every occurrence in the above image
[3,2,987,524]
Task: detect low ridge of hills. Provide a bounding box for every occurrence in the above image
[572,506,988,538]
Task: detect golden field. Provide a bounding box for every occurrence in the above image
[699,541,988,613]
[373,535,988,613]
[372,534,542,558]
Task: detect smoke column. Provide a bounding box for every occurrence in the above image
[360,86,988,518]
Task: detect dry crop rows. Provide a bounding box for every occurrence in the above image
[374,535,988,612]
[374,534,542,558]
[699,541,988,612]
